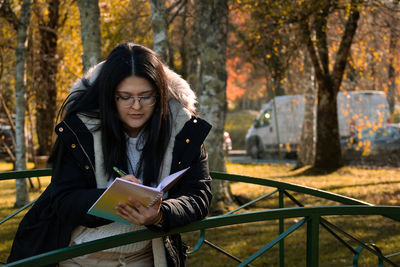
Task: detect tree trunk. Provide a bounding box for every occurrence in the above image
[77,0,103,72]
[14,0,32,207]
[35,0,60,156]
[301,0,360,170]
[387,1,398,115]
[272,69,285,97]
[196,0,230,214]
[297,57,316,167]
[268,46,285,97]
[388,32,396,115]
[178,3,188,78]
[149,0,170,63]
[187,1,201,94]
[314,81,342,169]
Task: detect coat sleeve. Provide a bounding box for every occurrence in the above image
[156,145,212,232]
[149,116,212,232]
[49,137,111,228]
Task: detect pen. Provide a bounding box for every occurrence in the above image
[113,166,127,177]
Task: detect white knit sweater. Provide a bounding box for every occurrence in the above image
[70,135,150,254]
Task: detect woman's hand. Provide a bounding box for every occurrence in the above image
[115,196,162,226]
[120,174,141,184]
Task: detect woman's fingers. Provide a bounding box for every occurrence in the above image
[115,198,161,225]
[115,201,140,224]
[120,174,141,184]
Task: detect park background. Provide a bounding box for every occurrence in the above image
[0,0,400,266]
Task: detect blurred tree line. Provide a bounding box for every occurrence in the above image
[0,0,399,209]
[229,0,399,113]
[228,0,399,169]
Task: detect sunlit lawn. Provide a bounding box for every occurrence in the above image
[1,162,400,266]
[0,162,50,264]
[183,163,400,266]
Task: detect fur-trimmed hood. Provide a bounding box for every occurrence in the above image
[70,61,197,114]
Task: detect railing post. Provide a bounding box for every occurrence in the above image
[279,189,284,267]
[306,215,320,267]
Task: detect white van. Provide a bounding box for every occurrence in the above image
[245,90,390,158]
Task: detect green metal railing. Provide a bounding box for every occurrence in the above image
[0,169,51,226]
[1,169,399,266]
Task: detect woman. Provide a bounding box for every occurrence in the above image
[8,43,212,266]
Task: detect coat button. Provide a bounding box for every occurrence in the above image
[59,127,64,132]
[178,161,181,165]
[193,119,197,123]
[84,165,90,170]
[186,139,190,143]
[71,144,76,148]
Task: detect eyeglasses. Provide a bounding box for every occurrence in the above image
[115,94,157,108]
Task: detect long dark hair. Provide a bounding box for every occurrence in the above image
[53,43,171,186]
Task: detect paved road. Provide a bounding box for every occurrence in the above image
[227,150,297,165]
[227,150,400,168]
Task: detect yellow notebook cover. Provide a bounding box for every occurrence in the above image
[88,167,189,224]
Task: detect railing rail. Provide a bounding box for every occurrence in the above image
[0,169,52,180]
[3,206,400,267]
[211,171,373,206]
[1,169,399,267]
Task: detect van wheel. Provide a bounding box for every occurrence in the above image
[249,141,262,159]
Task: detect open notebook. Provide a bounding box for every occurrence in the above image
[88,167,190,224]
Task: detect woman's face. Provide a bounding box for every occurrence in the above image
[115,75,157,137]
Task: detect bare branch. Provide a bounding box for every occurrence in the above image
[37,25,58,35]
[0,137,15,162]
[168,0,187,25]
[0,92,16,133]
[166,0,185,14]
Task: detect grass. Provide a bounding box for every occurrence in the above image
[183,163,400,266]
[0,163,51,264]
[0,162,399,266]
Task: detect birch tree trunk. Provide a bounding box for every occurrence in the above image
[149,0,170,63]
[77,0,103,72]
[196,0,230,214]
[14,0,32,207]
[296,56,316,168]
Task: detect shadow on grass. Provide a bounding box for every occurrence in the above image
[290,165,342,176]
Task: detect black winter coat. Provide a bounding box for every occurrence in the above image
[7,113,212,266]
